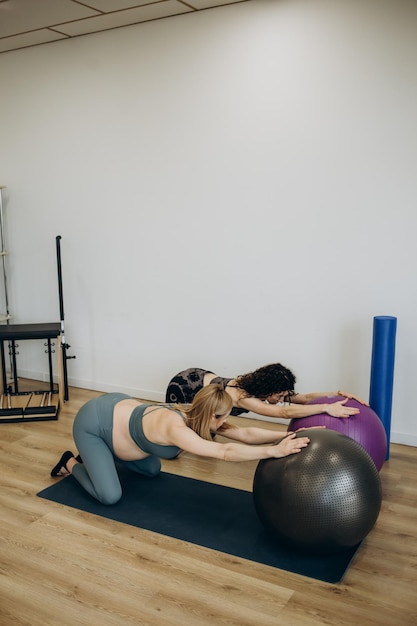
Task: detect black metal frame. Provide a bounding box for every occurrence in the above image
[0,235,75,423]
[0,323,62,422]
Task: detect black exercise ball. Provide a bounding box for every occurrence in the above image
[253,428,382,555]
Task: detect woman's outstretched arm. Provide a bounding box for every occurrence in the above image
[166,420,310,462]
[291,390,369,406]
[236,395,361,419]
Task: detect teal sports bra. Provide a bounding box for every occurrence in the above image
[129,404,184,459]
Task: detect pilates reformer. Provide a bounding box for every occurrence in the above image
[0,235,75,423]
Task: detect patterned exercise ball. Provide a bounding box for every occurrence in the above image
[253,428,382,555]
[288,396,387,471]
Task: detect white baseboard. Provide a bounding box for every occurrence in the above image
[14,369,166,403]
[15,369,417,448]
[389,431,417,447]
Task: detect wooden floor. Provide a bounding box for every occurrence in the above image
[0,383,416,626]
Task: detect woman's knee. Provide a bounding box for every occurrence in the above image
[97,485,122,505]
[127,455,161,477]
[144,456,162,477]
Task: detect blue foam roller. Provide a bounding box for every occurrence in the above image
[369,316,397,460]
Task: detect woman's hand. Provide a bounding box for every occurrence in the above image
[326,398,360,418]
[273,432,310,457]
[337,390,369,406]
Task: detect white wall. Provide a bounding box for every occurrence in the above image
[0,0,416,445]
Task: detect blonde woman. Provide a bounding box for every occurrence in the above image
[51,385,310,505]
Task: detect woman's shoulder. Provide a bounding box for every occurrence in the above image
[209,375,240,388]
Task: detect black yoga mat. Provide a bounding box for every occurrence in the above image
[37,468,360,583]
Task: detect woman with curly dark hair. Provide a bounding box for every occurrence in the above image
[165,363,366,420]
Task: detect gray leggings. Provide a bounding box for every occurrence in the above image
[72,393,161,505]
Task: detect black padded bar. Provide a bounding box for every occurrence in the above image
[0,323,61,341]
[25,405,57,415]
[0,407,24,416]
[0,414,59,423]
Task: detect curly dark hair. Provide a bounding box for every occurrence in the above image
[235,363,296,400]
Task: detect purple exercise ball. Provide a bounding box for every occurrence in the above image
[288,396,387,471]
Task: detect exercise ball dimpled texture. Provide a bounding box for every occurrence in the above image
[253,428,382,555]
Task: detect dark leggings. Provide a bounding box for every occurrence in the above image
[72,393,161,505]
